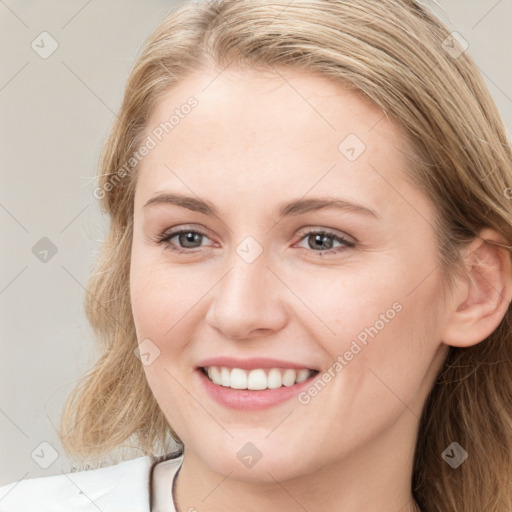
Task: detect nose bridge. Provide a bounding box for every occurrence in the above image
[227,243,269,299]
[205,238,288,339]
[222,230,271,297]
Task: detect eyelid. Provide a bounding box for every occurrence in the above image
[295,226,356,244]
[158,224,212,238]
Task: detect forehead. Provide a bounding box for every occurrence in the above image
[135,66,414,217]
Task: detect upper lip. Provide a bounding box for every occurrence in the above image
[196,357,318,371]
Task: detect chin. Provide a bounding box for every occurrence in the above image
[191,436,315,484]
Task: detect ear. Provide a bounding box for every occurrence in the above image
[441,228,512,348]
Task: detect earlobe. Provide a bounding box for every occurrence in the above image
[441,228,512,348]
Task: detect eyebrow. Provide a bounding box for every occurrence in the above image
[143,192,379,219]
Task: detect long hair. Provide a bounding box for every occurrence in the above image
[59,1,512,510]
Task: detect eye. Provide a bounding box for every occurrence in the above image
[155,226,355,256]
[156,227,213,253]
[295,229,355,255]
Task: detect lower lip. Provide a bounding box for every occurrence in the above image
[197,369,317,410]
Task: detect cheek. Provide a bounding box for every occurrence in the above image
[129,247,201,345]
[287,251,444,416]
[130,254,203,436]
[278,255,406,343]
[314,278,442,430]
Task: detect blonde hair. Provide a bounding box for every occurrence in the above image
[59,1,512,509]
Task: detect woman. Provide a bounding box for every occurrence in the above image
[1,1,511,511]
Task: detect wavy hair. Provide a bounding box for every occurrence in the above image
[59,1,512,510]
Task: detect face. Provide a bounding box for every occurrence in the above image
[130,66,450,482]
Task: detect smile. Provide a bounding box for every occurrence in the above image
[201,366,318,390]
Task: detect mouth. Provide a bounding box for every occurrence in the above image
[199,366,320,391]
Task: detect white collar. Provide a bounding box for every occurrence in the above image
[151,454,183,511]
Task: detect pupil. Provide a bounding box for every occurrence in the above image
[312,234,332,250]
[180,232,200,247]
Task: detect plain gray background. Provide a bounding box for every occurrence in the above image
[1,0,511,486]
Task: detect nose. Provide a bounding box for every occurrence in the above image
[205,254,289,340]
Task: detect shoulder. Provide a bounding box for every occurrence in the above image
[0,454,165,512]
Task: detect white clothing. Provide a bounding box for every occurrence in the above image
[0,453,183,512]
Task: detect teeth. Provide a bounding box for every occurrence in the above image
[295,369,310,383]
[204,366,315,390]
[282,369,296,387]
[267,368,282,389]
[221,367,230,387]
[230,368,247,389]
[247,369,267,390]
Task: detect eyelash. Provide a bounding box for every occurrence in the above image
[155,226,355,256]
